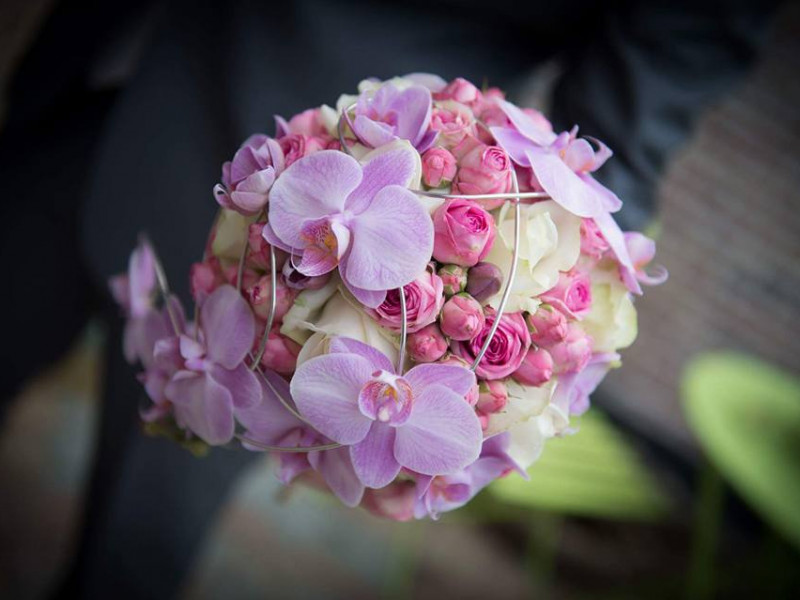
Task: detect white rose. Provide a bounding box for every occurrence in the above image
[211,209,256,262]
[582,263,638,352]
[484,200,581,313]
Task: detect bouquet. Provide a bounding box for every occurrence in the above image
[111,74,666,520]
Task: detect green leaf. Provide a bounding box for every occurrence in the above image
[683,353,800,549]
[488,410,668,520]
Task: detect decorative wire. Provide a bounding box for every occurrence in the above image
[235,435,341,453]
[397,285,407,373]
[250,244,277,368]
[146,235,183,337]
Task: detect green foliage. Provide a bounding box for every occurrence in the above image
[683,353,800,549]
[488,409,669,520]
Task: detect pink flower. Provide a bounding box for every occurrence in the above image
[549,324,592,374]
[257,328,301,375]
[407,323,449,363]
[362,481,417,521]
[247,275,298,323]
[190,258,224,304]
[580,218,610,259]
[430,101,476,147]
[476,380,508,415]
[437,264,467,296]
[540,269,593,319]
[421,147,457,188]
[281,260,331,291]
[526,304,568,347]
[366,267,444,333]
[624,232,668,286]
[278,134,326,167]
[466,261,503,303]
[452,144,514,209]
[247,223,273,271]
[215,135,284,215]
[440,294,485,341]
[434,77,482,107]
[451,310,530,380]
[433,198,496,267]
[512,347,554,387]
[275,108,329,139]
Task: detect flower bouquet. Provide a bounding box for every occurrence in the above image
[111,74,666,520]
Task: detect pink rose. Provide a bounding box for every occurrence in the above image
[247,223,272,270]
[452,144,513,209]
[476,380,508,415]
[407,323,449,363]
[512,347,554,387]
[257,328,301,374]
[421,147,457,188]
[282,108,329,138]
[278,134,325,167]
[526,304,568,347]
[247,275,298,323]
[540,270,593,319]
[549,324,592,374]
[437,264,468,297]
[580,218,610,259]
[440,294,485,341]
[434,77,482,107]
[433,198,496,267]
[366,268,444,333]
[190,258,224,303]
[430,101,476,147]
[451,310,531,380]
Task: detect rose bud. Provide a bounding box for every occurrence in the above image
[512,347,554,387]
[466,261,503,303]
[580,218,610,259]
[366,268,444,333]
[190,258,223,303]
[438,264,468,297]
[434,77,482,106]
[407,323,448,363]
[421,147,457,188]
[452,144,513,210]
[549,324,593,375]
[430,101,476,147]
[437,353,472,369]
[476,380,508,415]
[247,275,297,322]
[539,269,592,319]
[281,259,331,290]
[465,382,480,407]
[258,329,301,374]
[440,294,485,341]
[278,133,325,167]
[433,198,496,267]
[526,304,568,347]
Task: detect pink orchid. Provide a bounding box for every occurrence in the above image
[553,352,620,416]
[165,285,262,445]
[291,337,482,489]
[624,232,669,286]
[264,147,433,308]
[490,101,643,294]
[214,134,284,215]
[352,83,437,151]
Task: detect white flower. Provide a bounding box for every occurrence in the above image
[484,200,581,313]
[582,262,638,352]
[211,209,256,262]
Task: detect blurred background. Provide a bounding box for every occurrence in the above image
[1,1,799,599]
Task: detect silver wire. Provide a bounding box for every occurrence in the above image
[145,236,183,338]
[236,435,341,453]
[469,170,522,372]
[250,244,278,369]
[397,285,407,373]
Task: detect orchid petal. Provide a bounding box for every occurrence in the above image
[404,364,475,397]
[328,336,395,373]
[582,174,623,213]
[310,446,365,507]
[497,99,557,146]
[353,114,396,148]
[210,363,262,409]
[346,186,433,291]
[168,372,235,445]
[489,127,533,166]
[404,72,448,92]
[394,385,482,475]
[594,211,642,295]
[350,422,401,488]
[526,150,604,218]
[268,151,362,248]
[129,240,156,318]
[291,353,373,444]
[202,285,256,369]
[392,85,432,147]
[338,257,388,308]
[346,144,419,214]
[238,371,305,446]
[296,218,350,277]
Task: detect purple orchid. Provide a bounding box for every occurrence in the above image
[165,285,262,445]
[491,101,643,294]
[214,134,285,215]
[351,83,437,152]
[553,352,620,416]
[238,368,366,506]
[624,232,668,287]
[413,432,524,519]
[290,337,483,489]
[264,146,433,308]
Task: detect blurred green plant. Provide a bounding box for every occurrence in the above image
[683,352,800,549]
[487,409,669,520]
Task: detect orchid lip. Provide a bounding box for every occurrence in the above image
[358,370,414,426]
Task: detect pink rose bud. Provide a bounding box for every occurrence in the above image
[366,268,444,333]
[549,324,593,375]
[512,347,554,387]
[437,264,468,296]
[407,324,449,363]
[580,218,610,259]
[437,354,472,368]
[190,258,224,302]
[281,259,331,290]
[430,101,476,147]
[433,198,496,267]
[440,294,485,341]
[466,261,503,303]
[540,269,593,319]
[248,276,297,322]
[434,77,482,106]
[526,304,568,347]
[476,380,508,415]
[452,144,513,210]
[465,382,479,407]
[421,147,457,188]
[278,134,325,167]
[258,329,301,374]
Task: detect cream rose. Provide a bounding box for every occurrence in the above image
[582,263,638,353]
